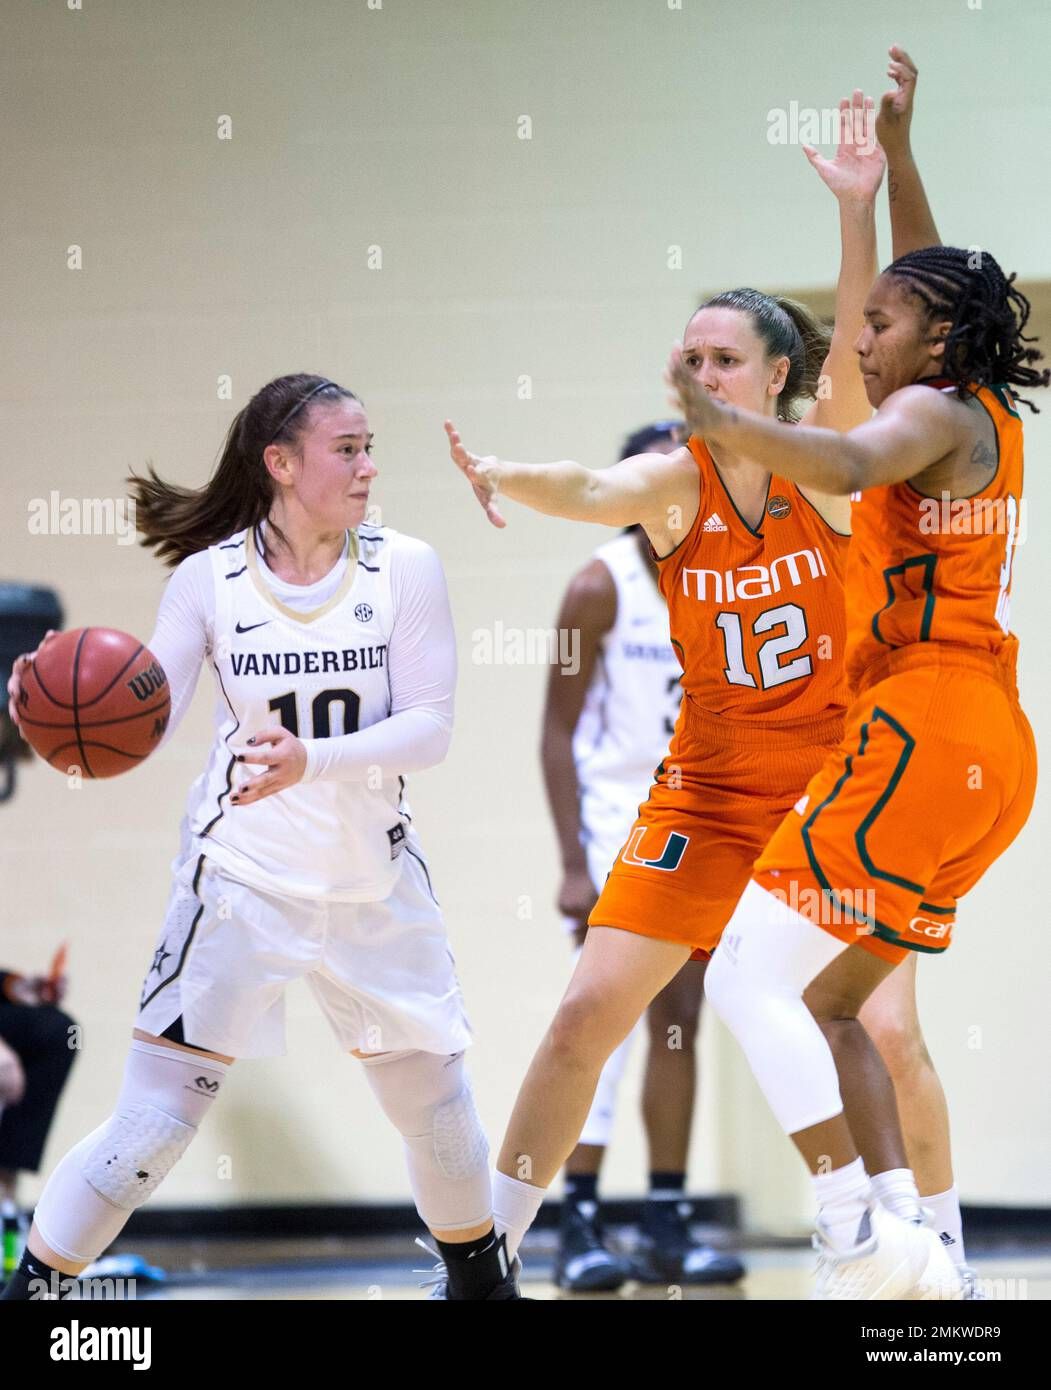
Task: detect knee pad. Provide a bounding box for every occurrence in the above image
[432,1079,489,1181]
[86,1039,228,1205]
[362,1050,490,1231]
[704,883,847,1135]
[80,1103,197,1207]
[33,1040,228,1264]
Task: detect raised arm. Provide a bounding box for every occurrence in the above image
[669,358,960,496]
[799,90,884,435]
[877,45,941,258]
[444,419,689,532]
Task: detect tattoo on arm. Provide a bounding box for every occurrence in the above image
[970,438,997,471]
[888,172,898,205]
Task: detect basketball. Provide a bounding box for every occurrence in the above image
[17,628,171,778]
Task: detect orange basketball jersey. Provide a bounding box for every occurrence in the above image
[654,436,850,720]
[846,380,1025,692]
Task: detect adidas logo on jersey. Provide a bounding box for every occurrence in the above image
[702,512,728,532]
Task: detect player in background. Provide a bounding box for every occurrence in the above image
[545,420,745,1291]
[446,90,911,1282]
[4,376,518,1301]
[668,139,1045,1299]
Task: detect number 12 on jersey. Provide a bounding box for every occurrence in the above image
[715,603,812,690]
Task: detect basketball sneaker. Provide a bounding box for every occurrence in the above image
[554,1199,631,1293]
[812,1203,963,1300]
[416,1234,526,1300]
[631,1197,745,1285]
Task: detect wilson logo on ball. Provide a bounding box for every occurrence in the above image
[127,662,168,703]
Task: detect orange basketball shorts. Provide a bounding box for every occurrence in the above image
[753,644,1037,964]
[587,698,845,958]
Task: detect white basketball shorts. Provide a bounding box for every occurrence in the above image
[137,835,472,1059]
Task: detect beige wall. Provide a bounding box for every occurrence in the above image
[3,0,1049,1230]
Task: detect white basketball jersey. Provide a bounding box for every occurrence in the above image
[572,531,683,838]
[186,525,413,901]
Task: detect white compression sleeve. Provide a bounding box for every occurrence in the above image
[145,553,212,750]
[704,880,849,1135]
[33,1040,228,1265]
[298,538,456,784]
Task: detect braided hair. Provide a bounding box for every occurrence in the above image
[885,246,1049,412]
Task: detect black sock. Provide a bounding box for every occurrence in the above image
[564,1173,599,1207]
[0,1249,80,1300]
[648,1170,686,1199]
[435,1227,509,1300]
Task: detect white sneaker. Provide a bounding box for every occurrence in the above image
[904,1226,965,1300]
[812,1205,930,1300]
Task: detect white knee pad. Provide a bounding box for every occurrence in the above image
[362,1049,491,1232]
[34,1040,228,1264]
[705,880,847,1135]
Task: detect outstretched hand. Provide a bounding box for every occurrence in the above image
[803,90,885,204]
[876,45,919,155]
[445,420,507,529]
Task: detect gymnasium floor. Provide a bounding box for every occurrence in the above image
[102,1230,1051,1301]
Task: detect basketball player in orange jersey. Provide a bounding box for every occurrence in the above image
[545,420,744,1291]
[666,152,1046,1304]
[445,88,903,1277]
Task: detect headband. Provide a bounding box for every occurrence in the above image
[268,379,339,444]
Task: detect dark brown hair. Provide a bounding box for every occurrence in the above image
[128,374,359,568]
[690,288,831,421]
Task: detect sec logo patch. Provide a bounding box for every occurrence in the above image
[354,603,374,622]
[767,495,792,519]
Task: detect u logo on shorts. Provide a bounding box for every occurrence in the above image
[620,828,689,872]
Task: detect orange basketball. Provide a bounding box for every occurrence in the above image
[17,628,171,778]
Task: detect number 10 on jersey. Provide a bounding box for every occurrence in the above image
[268,688,362,738]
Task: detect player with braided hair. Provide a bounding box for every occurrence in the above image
[883,244,1047,405]
[668,53,1044,1296]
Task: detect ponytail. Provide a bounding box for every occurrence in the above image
[128,374,358,568]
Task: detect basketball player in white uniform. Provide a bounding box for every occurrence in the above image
[546,422,744,1291]
[3,375,519,1301]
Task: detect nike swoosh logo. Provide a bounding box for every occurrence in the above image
[235,620,271,633]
